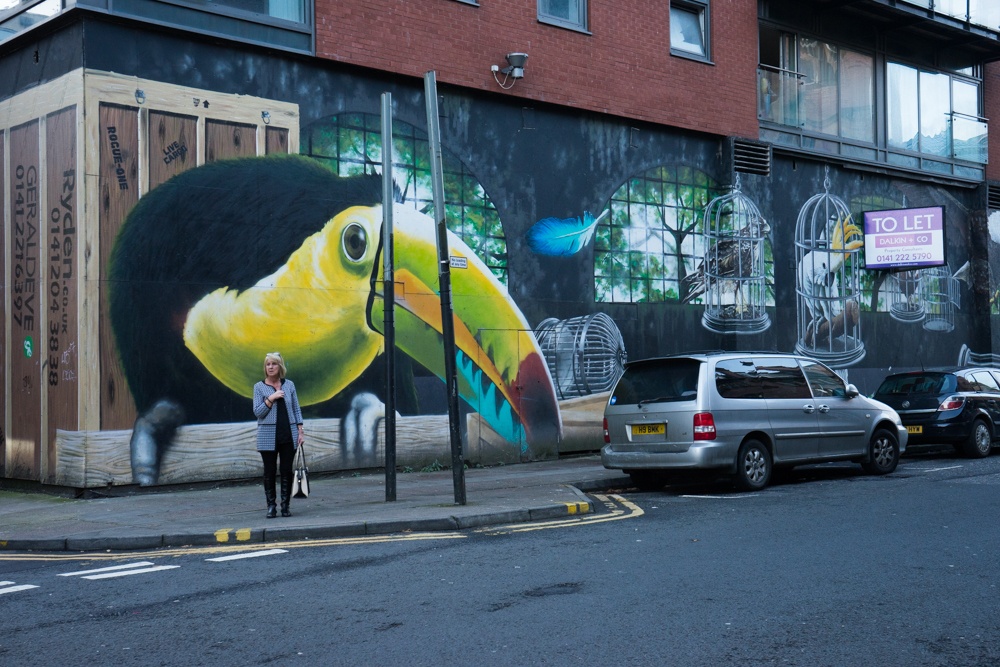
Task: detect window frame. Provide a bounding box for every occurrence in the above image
[670,0,711,63]
[537,0,589,33]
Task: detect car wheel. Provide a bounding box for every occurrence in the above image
[962,419,992,458]
[734,439,771,492]
[862,428,899,475]
[626,470,666,491]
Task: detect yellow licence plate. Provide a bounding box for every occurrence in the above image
[631,423,665,436]
[907,425,923,434]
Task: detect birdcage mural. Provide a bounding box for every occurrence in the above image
[957,343,1000,368]
[885,270,925,323]
[922,264,960,332]
[795,169,865,366]
[535,313,627,400]
[695,175,771,334]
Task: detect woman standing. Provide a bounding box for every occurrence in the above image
[253,352,305,518]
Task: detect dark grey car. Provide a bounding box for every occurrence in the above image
[601,351,907,491]
[873,367,1000,458]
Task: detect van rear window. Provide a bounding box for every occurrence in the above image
[611,359,702,405]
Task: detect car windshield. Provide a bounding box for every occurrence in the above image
[611,358,702,405]
[875,373,955,395]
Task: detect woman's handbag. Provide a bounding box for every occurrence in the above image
[291,444,310,498]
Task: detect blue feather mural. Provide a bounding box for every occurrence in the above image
[526,209,609,256]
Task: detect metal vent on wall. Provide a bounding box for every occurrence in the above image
[988,182,1000,211]
[732,139,771,177]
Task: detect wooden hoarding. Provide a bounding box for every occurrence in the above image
[206,120,256,162]
[148,111,197,188]
[44,107,79,483]
[97,104,140,430]
[8,121,41,479]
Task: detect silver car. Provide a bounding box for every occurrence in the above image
[602,351,907,491]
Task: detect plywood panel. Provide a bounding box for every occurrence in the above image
[44,106,79,483]
[98,104,139,430]
[205,120,256,162]
[265,126,288,154]
[148,111,197,189]
[8,121,41,479]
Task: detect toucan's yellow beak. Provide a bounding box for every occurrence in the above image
[369,206,562,449]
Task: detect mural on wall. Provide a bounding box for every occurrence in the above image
[108,154,561,484]
[1,55,994,488]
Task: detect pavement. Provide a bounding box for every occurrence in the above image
[0,455,630,552]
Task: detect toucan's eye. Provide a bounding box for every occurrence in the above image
[342,223,368,262]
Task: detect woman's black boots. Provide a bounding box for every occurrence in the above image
[279,472,292,517]
[264,476,277,519]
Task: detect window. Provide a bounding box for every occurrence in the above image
[538,0,587,31]
[302,113,508,284]
[715,359,762,399]
[887,62,986,163]
[755,358,811,399]
[801,360,847,398]
[611,359,703,405]
[670,1,709,60]
[595,166,723,303]
[759,31,874,143]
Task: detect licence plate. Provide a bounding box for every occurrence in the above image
[906,425,923,434]
[631,423,665,437]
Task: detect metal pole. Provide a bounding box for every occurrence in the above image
[424,71,466,505]
[381,92,397,502]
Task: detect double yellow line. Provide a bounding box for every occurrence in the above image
[0,494,643,561]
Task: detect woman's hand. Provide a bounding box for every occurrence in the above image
[297,424,305,446]
[270,389,285,401]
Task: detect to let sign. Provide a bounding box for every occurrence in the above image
[862,206,946,270]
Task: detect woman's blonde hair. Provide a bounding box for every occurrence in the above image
[264,352,287,380]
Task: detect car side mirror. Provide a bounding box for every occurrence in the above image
[845,384,860,398]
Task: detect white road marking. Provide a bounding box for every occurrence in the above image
[58,561,156,576]
[59,561,179,580]
[206,549,288,562]
[910,465,964,473]
[81,566,179,580]
[0,583,39,595]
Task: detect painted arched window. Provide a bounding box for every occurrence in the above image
[595,165,723,303]
[302,113,508,285]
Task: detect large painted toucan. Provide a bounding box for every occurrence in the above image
[109,154,561,484]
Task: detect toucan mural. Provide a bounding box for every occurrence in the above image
[108,154,561,484]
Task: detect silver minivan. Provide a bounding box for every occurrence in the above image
[601,351,907,491]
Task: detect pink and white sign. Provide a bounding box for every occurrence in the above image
[863,206,946,270]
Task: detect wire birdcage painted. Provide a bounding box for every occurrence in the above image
[957,343,1000,368]
[695,175,771,334]
[794,169,865,366]
[885,270,925,323]
[922,264,960,332]
[535,313,627,400]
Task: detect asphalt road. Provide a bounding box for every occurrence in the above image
[2,448,999,667]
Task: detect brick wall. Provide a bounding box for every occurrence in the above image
[986,61,1000,182]
[314,0,760,139]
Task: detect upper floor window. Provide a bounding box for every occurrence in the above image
[758,29,874,144]
[900,0,1000,31]
[670,0,710,60]
[887,62,986,163]
[538,0,587,32]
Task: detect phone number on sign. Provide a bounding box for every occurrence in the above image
[873,252,933,263]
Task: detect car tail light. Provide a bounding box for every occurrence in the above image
[693,412,716,440]
[603,417,610,443]
[938,395,966,411]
